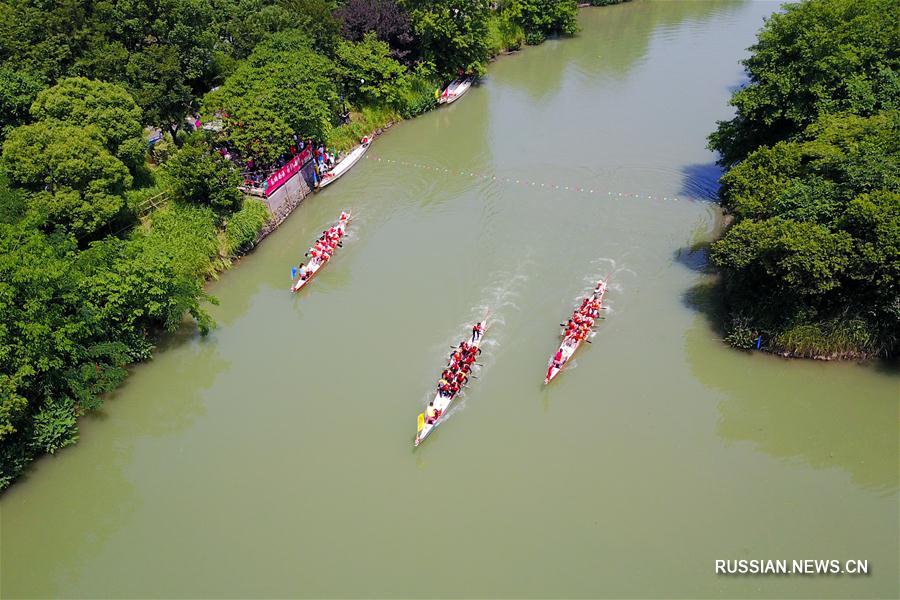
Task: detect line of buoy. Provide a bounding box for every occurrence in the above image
[364,154,701,203]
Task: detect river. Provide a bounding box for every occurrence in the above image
[2,1,897,598]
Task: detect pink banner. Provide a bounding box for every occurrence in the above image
[265,147,312,197]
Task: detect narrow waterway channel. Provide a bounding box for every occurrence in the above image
[2,1,897,597]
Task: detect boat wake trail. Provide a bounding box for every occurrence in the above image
[574,256,635,320]
[420,262,530,425]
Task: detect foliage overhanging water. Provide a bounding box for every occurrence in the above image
[1,2,897,597]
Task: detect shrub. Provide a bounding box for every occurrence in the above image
[224,198,270,255]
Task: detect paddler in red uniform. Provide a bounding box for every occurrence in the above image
[553,348,564,365]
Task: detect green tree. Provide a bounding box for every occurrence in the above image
[335,33,409,107]
[839,190,900,338]
[277,0,341,54]
[0,67,44,142]
[30,78,146,172]
[709,0,900,166]
[2,123,131,238]
[0,0,279,137]
[0,171,26,224]
[720,112,900,222]
[403,0,491,76]
[0,224,126,460]
[204,30,338,164]
[712,217,853,298]
[501,0,578,45]
[164,136,244,215]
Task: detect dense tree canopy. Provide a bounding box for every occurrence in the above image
[2,123,131,238]
[336,33,409,107]
[164,135,244,216]
[0,67,42,143]
[0,0,603,490]
[501,0,579,45]
[336,0,417,63]
[403,0,492,76]
[0,0,299,135]
[0,203,221,488]
[0,78,146,239]
[709,0,900,358]
[204,30,338,165]
[709,0,900,166]
[30,78,146,172]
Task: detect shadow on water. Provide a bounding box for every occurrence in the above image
[674,243,714,274]
[685,314,900,493]
[681,276,727,339]
[679,162,722,201]
[726,72,750,95]
[678,224,899,494]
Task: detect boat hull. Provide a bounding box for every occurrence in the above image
[415,316,489,446]
[438,78,474,105]
[290,211,351,293]
[317,140,370,190]
[543,278,608,384]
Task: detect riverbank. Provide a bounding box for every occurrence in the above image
[0,1,624,492]
[3,2,897,596]
[707,0,898,361]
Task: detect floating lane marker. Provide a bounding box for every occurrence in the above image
[364,154,695,203]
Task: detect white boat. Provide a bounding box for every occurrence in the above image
[544,277,608,384]
[415,311,490,446]
[290,210,351,293]
[438,77,474,105]
[316,137,371,190]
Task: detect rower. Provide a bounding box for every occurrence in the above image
[553,348,564,365]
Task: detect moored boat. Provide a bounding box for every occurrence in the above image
[544,277,608,384]
[415,311,490,447]
[290,210,351,293]
[438,77,474,105]
[316,137,371,190]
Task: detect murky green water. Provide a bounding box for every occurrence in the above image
[2,2,897,598]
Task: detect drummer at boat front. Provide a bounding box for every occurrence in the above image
[426,402,439,424]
